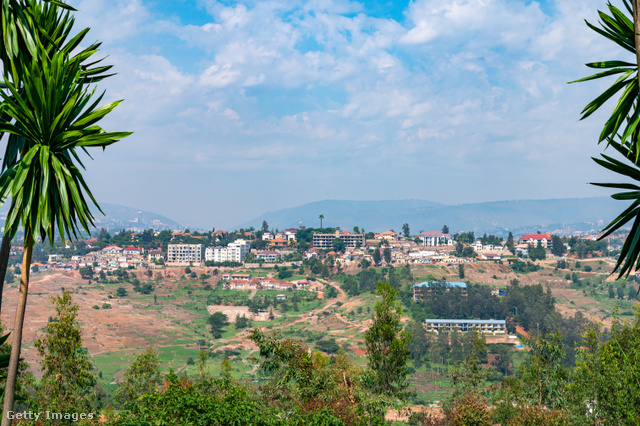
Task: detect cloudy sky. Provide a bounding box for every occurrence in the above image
[69,0,625,229]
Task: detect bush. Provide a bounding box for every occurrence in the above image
[445,392,492,426]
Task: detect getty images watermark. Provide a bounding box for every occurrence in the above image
[6,411,95,422]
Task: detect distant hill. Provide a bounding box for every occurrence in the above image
[91,203,183,231]
[0,203,183,232]
[237,197,624,236]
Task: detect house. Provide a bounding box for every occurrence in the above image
[375,231,398,241]
[518,233,552,248]
[148,250,165,262]
[276,294,287,300]
[256,251,282,262]
[123,246,140,255]
[419,231,454,247]
[102,245,122,254]
[270,237,289,248]
[261,232,274,241]
[284,228,298,242]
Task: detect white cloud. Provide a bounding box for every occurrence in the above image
[73,0,625,227]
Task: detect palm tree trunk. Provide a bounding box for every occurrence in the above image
[0,235,13,318]
[1,236,33,425]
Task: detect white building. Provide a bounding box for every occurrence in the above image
[419,231,454,246]
[205,239,251,263]
[167,244,205,265]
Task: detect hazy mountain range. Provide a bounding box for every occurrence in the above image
[0,197,624,238]
[237,197,624,237]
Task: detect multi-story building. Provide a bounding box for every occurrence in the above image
[205,239,251,263]
[424,319,506,334]
[312,230,365,249]
[518,234,551,248]
[167,244,205,265]
[419,231,454,246]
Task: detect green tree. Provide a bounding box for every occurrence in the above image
[34,290,96,414]
[364,281,411,401]
[373,248,381,266]
[520,332,568,409]
[569,311,640,423]
[402,223,410,238]
[442,225,449,234]
[117,287,127,298]
[79,266,93,279]
[0,8,130,413]
[572,0,640,278]
[331,237,345,253]
[208,312,229,338]
[383,247,391,264]
[318,213,324,229]
[235,314,249,330]
[551,235,566,257]
[507,231,515,253]
[458,264,465,279]
[115,347,161,408]
[261,220,269,232]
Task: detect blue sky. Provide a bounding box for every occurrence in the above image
[69,0,625,229]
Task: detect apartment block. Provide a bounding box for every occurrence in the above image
[424,319,506,334]
[205,239,251,263]
[167,244,205,265]
[312,231,365,249]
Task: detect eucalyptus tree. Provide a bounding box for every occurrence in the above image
[0,0,113,316]
[573,0,640,277]
[0,38,130,422]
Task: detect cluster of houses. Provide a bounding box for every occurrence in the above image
[221,273,310,291]
[38,226,603,273]
[43,244,163,273]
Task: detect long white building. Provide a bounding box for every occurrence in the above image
[205,239,251,263]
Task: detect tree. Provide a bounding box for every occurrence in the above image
[383,247,391,264]
[458,264,465,279]
[235,314,249,329]
[402,223,410,238]
[551,235,566,257]
[442,225,449,234]
[364,281,411,400]
[572,0,640,278]
[116,347,161,407]
[332,237,345,253]
[208,312,228,338]
[261,220,269,232]
[507,232,515,253]
[34,290,96,414]
[117,287,127,298]
[373,248,381,266]
[0,0,116,322]
[0,5,131,414]
[319,213,324,229]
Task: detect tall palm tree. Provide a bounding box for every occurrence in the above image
[572,0,640,278]
[319,213,324,229]
[0,43,130,420]
[0,0,112,317]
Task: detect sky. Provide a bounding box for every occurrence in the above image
[67,0,627,229]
